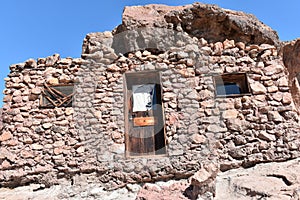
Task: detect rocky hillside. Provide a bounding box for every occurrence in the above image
[0,158,299,199]
[115,3,279,45]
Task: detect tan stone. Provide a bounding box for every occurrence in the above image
[192,134,206,144]
[76,146,85,153]
[58,74,71,83]
[267,85,278,93]
[222,109,239,119]
[250,82,267,94]
[272,92,282,102]
[21,150,34,158]
[223,39,235,49]
[268,111,283,122]
[107,64,121,72]
[264,64,284,76]
[6,139,18,146]
[163,92,176,101]
[47,77,59,85]
[56,120,69,126]
[277,77,289,87]
[110,144,124,154]
[258,131,276,141]
[32,144,43,150]
[213,42,223,55]
[12,95,22,103]
[3,95,12,102]
[53,141,65,147]
[54,147,64,155]
[111,132,122,140]
[42,123,52,129]
[1,160,11,169]
[207,124,227,133]
[199,90,214,100]
[65,107,74,116]
[23,75,31,84]
[282,93,292,104]
[25,58,37,68]
[236,42,245,50]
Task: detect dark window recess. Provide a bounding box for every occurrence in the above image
[40,84,74,108]
[124,71,167,157]
[214,73,250,97]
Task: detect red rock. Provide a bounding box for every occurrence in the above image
[0,131,13,142]
[137,180,190,200]
[118,3,279,45]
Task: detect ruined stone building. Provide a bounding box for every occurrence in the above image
[1,3,300,199]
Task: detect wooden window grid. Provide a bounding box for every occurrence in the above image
[40,83,75,108]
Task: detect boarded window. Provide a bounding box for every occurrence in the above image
[124,71,167,157]
[40,84,74,108]
[214,73,250,97]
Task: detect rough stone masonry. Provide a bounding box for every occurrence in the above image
[0,2,300,199]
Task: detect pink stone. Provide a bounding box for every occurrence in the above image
[282,93,292,104]
[222,109,239,119]
[250,82,267,94]
[0,131,13,142]
[213,42,223,55]
[192,134,206,144]
[31,88,42,95]
[54,147,64,155]
[1,160,11,169]
[223,39,235,49]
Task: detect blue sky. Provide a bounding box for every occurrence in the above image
[1,0,300,107]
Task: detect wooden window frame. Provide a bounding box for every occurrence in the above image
[40,83,75,108]
[213,73,251,98]
[124,71,167,158]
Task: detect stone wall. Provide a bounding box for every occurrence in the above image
[0,108,3,131]
[1,3,300,194]
[0,55,83,187]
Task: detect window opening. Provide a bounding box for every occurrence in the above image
[40,83,74,108]
[214,73,250,97]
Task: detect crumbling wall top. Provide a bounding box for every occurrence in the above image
[115,3,279,46]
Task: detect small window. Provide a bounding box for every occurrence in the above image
[40,84,74,108]
[124,71,167,157]
[214,73,250,97]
